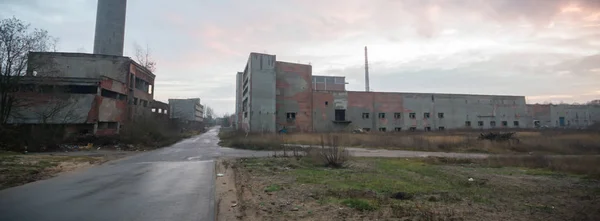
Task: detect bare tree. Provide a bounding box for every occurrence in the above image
[0,17,57,124]
[133,43,156,72]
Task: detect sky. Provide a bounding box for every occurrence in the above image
[1,0,599,115]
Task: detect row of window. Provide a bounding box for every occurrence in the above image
[151,108,168,115]
[466,121,519,127]
[363,112,444,119]
[367,127,444,132]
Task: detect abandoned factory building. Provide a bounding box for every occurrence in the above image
[235,52,600,133]
[8,52,155,135]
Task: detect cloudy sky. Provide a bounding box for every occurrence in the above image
[1,0,599,115]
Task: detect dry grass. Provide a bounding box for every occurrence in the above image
[221,130,600,155]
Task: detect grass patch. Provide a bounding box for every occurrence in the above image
[264,184,281,192]
[341,198,378,211]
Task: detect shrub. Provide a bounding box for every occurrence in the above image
[306,134,350,168]
[341,198,377,211]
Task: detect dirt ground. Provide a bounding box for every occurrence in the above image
[216,159,241,221]
[227,157,600,221]
[0,150,136,190]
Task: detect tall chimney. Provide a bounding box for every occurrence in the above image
[364,46,370,92]
[93,0,127,56]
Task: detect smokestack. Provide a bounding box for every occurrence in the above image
[364,46,370,92]
[93,0,127,56]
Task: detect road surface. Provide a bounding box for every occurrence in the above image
[0,127,266,221]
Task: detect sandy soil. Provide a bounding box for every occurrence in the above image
[216,159,241,221]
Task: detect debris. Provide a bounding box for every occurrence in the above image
[291,207,299,211]
[231,203,237,207]
[468,178,474,182]
[217,173,224,177]
[391,192,413,200]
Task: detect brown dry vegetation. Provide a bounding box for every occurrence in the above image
[0,151,109,189]
[232,157,600,221]
[220,130,600,155]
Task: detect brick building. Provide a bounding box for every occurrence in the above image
[8,52,155,136]
[235,52,600,133]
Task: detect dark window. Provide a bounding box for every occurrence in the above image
[394,127,402,132]
[425,126,431,131]
[134,98,138,105]
[478,121,484,126]
[101,89,118,99]
[409,127,416,131]
[394,113,401,119]
[438,126,445,131]
[409,113,416,119]
[502,121,508,126]
[465,121,471,127]
[424,113,430,118]
[335,109,346,121]
[378,113,385,119]
[286,112,296,120]
[67,85,97,94]
[107,122,118,129]
[438,113,444,118]
[363,128,371,132]
[490,121,496,127]
[244,112,248,118]
[325,101,328,105]
[362,113,369,119]
[514,121,520,126]
[378,127,386,132]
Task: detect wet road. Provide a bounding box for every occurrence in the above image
[0,127,266,221]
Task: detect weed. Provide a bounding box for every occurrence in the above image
[341,198,378,211]
[264,184,281,192]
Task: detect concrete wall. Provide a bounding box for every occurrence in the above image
[275,62,313,132]
[169,98,203,122]
[247,53,277,132]
[8,94,96,124]
[28,52,130,82]
[309,91,528,132]
[93,0,127,56]
[529,104,600,128]
[235,72,242,130]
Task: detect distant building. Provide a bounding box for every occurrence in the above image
[235,52,600,133]
[168,98,204,123]
[8,52,155,136]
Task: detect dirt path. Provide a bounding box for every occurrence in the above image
[283,144,489,159]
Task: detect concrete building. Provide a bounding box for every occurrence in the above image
[93,0,127,56]
[9,52,155,135]
[168,98,204,123]
[528,104,600,128]
[235,52,599,133]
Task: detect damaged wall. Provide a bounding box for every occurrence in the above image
[275,62,313,132]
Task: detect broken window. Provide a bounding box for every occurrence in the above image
[378,113,385,119]
[502,121,508,126]
[394,113,401,119]
[409,127,416,131]
[362,113,369,119]
[394,127,402,132]
[244,112,248,118]
[438,113,444,118]
[363,128,371,132]
[490,121,496,127]
[465,121,471,127]
[425,126,431,131]
[133,98,138,105]
[101,89,118,99]
[409,113,416,119]
[335,109,346,121]
[513,121,520,127]
[107,122,118,129]
[67,85,97,94]
[478,121,484,126]
[286,112,296,120]
[438,127,445,131]
[424,113,430,118]
[378,127,386,132]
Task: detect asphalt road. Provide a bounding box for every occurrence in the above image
[0,127,265,221]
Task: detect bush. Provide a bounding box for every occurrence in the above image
[306,134,350,168]
[341,198,377,211]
